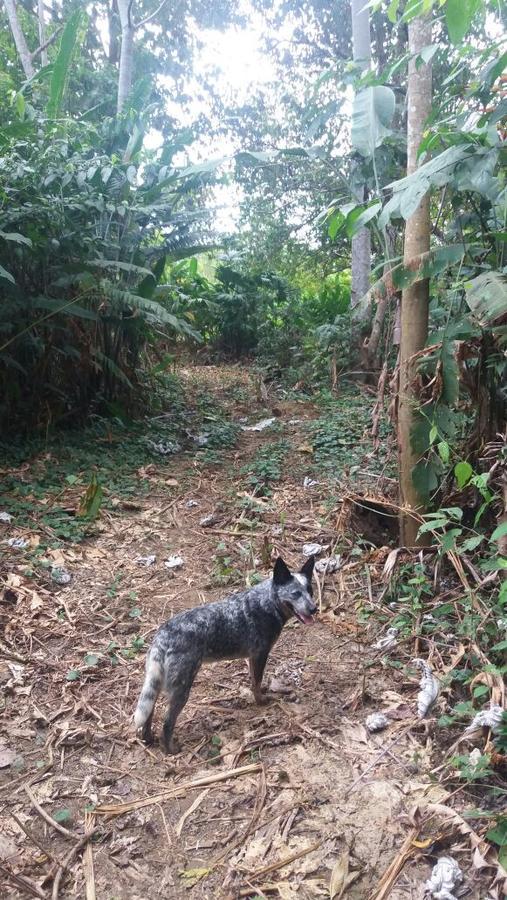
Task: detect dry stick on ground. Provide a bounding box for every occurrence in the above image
[344,724,414,797]
[369,826,419,900]
[11,813,63,867]
[82,810,96,900]
[94,762,262,817]
[0,863,46,899]
[214,766,268,875]
[175,788,210,836]
[52,828,99,900]
[242,839,322,881]
[24,785,79,840]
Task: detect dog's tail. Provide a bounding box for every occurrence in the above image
[134,652,163,729]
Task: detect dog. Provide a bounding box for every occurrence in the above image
[134,555,316,752]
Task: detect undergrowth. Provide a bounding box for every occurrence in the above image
[0,375,240,545]
[307,388,393,478]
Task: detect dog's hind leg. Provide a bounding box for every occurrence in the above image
[249,649,270,704]
[162,657,200,754]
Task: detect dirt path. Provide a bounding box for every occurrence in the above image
[0,367,469,898]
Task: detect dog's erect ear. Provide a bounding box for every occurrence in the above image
[300,555,315,582]
[273,557,292,586]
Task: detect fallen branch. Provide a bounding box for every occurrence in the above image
[175,788,210,837]
[82,810,96,900]
[24,785,78,840]
[0,863,46,898]
[94,762,261,817]
[369,827,419,900]
[344,724,413,797]
[11,813,62,867]
[52,828,98,900]
[244,839,322,880]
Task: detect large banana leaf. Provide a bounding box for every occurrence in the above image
[351,86,396,159]
[464,271,507,346]
[47,10,88,119]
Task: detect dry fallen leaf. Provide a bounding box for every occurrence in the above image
[297,443,314,454]
[0,748,17,768]
[329,849,349,899]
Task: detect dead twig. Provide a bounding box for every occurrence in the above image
[175,788,210,836]
[0,863,46,898]
[82,810,96,900]
[369,827,419,900]
[344,724,413,796]
[24,785,78,840]
[11,813,63,867]
[94,762,262,817]
[52,828,99,900]
[243,839,322,880]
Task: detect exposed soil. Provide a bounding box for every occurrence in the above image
[0,367,496,899]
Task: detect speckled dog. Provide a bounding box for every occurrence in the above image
[134,556,316,752]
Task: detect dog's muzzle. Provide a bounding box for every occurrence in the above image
[294,606,317,625]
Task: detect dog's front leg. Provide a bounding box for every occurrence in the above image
[249,650,269,704]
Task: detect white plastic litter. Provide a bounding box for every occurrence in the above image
[241,418,276,432]
[303,477,319,488]
[185,500,199,508]
[366,712,389,732]
[412,658,441,717]
[146,439,181,455]
[425,856,463,900]
[5,538,29,549]
[468,747,483,772]
[165,555,184,570]
[373,627,398,650]
[51,567,72,585]
[464,704,504,735]
[288,418,302,425]
[0,512,12,524]
[302,542,329,557]
[199,514,217,527]
[315,555,342,574]
[135,555,156,567]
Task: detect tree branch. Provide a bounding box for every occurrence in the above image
[30,24,62,60]
[135,0,169,30]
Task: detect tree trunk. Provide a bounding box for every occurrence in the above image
[117,0,135,113]
[350,0,372,322]
[109,0,120,65]
[37,0,47,66]
[4,0,35,79]
[398,16,433,546]
[366,228,397,368]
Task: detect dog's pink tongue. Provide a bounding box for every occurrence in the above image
[301,613,315,625]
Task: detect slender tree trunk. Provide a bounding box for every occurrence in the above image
[109,0,120,65]
[37,0,47,66]
[398,16,433,546]
[350,0,371,321]
[4,0,35,79]
[366,227,397,368]
[117,0,135,113]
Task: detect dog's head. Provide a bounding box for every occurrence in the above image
[272,556,317,625]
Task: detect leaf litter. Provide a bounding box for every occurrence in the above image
[0,365,504,899]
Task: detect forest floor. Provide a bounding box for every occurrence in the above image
[0,365,502,899]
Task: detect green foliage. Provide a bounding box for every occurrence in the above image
[0,15,212,435]
[242,440,289,496]
[351,86,396,159]
[308,390,392,477]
